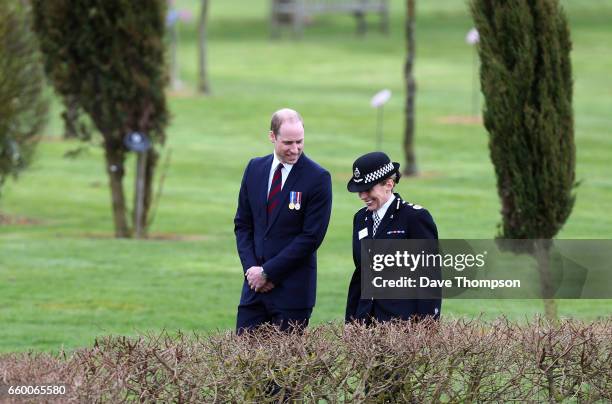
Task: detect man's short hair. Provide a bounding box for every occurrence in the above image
[270,108,304,136]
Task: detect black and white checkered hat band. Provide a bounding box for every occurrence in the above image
[364,162,394,183]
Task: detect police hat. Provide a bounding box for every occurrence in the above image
[347,151,401,192]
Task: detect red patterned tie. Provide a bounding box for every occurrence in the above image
[267,164,283,218]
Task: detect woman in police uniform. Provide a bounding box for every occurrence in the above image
[345,151,441,323]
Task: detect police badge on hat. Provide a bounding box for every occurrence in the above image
[353,167,362,182]
[347,151,401,193]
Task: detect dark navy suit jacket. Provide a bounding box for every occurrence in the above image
[234,153,332,310]
[345,193,441,322]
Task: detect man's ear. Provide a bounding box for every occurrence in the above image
[269,130,276,143]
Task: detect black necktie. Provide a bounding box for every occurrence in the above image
[373,211,381,236]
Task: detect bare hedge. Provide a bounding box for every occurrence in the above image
[1,318,610,403]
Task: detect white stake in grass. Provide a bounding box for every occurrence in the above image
[371,89,392,150]
[466,28,480,117]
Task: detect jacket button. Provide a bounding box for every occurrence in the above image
[264,237,268,241]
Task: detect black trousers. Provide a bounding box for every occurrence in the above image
[236,300,312,335]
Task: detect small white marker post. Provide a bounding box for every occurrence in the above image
[370,89,391,150]
[465,28,480,117]
[124,132,152,239]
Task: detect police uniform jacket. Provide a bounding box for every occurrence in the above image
[345,192,441,322]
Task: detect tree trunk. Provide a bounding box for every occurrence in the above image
[380,0,389,34]
[132,151,147,239]
[534,239,558,322]
[197,0,210,94]
[104,143,130,238]
[132,148,158,238]
[169,16,181,90]
[354,11,366,36]
[143,148,158,232]
[62,96,79,139]
[403,0,417,176]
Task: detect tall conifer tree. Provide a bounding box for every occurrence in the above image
[32,0,168,238]
[0,1,47,197]
[471,0,576,319]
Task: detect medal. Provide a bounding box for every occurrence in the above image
[295,191,302,210]
[289,191,301,210]
[289,191,296,210]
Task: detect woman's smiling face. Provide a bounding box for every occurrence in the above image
[358,179,393,211]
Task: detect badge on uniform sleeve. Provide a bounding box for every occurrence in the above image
[289,191,302,210]
[358,227,368,240]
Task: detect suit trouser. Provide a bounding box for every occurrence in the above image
[236,300,312,335]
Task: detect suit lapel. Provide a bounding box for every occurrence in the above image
[362,210,374,239]
[259,155,273,219]
[368,212,374,239]
[265,155,305,234]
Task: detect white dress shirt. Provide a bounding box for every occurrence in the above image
[267,153,294,196]
[375,193,396,221]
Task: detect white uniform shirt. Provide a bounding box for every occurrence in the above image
[375,194,396,221]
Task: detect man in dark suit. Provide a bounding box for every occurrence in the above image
[345,151,441,323]
[234,108,332,333]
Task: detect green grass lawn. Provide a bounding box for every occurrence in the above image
[1,0,611,352]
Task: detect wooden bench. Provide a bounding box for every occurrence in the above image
[270,0,389,38]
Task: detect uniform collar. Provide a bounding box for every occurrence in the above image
[374,193,395,220]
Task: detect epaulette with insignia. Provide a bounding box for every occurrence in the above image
[404,201,424,210]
